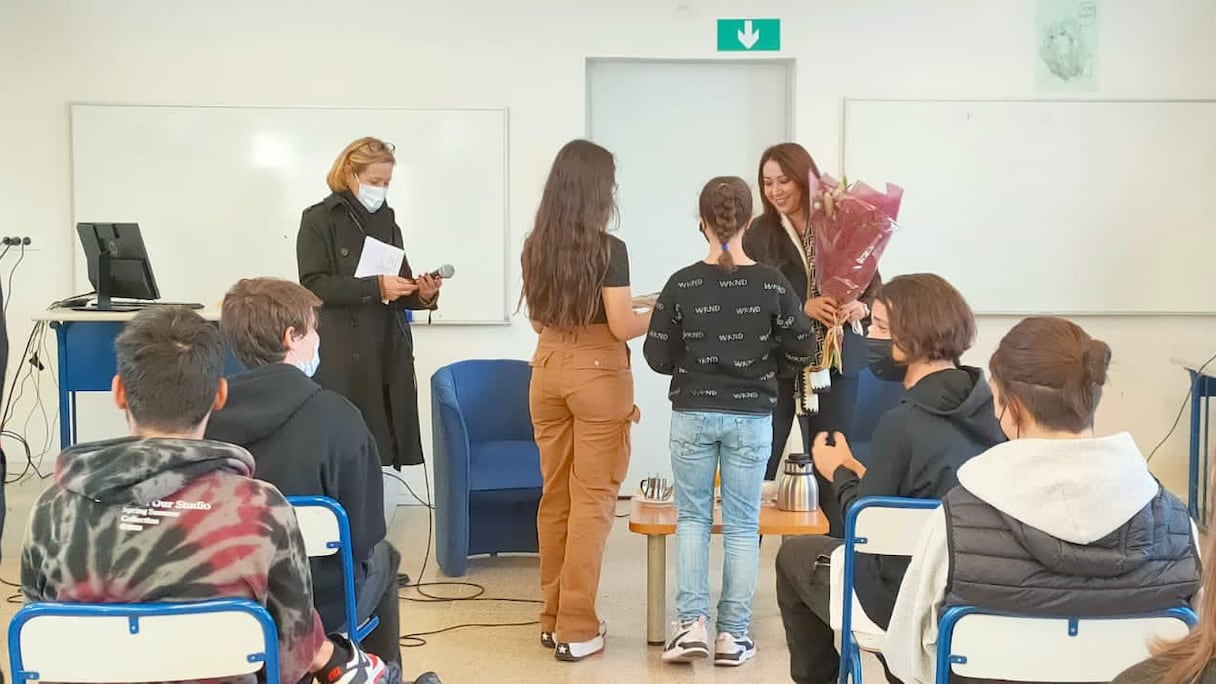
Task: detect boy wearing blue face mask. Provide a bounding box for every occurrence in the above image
[206,277,408,679]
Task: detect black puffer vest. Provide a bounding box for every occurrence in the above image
[942,485,1199,618]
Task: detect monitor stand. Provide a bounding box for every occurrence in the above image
[86,248,203,311]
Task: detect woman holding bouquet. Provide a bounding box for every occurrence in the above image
[743,142,880,536]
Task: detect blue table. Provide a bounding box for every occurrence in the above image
[1175,355,1216,523]
[40,307,413,449]
[38,308,233,449]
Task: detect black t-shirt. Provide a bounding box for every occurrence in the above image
[591,235,630,324]
[642,262,817,414]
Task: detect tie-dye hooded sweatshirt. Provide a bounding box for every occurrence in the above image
[20,436,327,684]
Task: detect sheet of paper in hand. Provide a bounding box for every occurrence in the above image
[354,236,406,278]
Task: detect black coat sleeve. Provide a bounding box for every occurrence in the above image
[297,207,382,307]
[397,248,439,311]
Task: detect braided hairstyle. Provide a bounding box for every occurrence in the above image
[698,176,753,272]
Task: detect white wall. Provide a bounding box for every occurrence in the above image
[1,1,1214,545]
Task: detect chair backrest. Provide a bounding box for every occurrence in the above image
[936,605,1198,683]
[845,496,941,557]
[850,367,905,444]
[8,598,279,683]
[289,495,359,636]
[840,497,941,658]
[432,359,533,444]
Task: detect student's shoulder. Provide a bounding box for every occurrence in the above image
[747,263,796,292]
[305,389,370,434]
[606,232,628,252]
[663,262,711,289]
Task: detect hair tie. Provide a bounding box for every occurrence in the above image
[721,243,729,250]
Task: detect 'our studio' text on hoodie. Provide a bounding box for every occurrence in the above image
[20,437,326,684]
[644,262,817,414]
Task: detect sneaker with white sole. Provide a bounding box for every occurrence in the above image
[319,636,387,683]
[554,621,607,662]
[540,631,555,649]
[661,616,710,663]
[713,631,756,667]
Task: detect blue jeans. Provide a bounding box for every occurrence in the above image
[670,410,772,636]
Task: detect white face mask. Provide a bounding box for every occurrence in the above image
[356,181,387,213]
[298,340,321,377]
[289,331,321,378]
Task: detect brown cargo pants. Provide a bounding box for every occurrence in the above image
[530,324,640,643]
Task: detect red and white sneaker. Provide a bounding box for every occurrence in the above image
[320,637,387,684]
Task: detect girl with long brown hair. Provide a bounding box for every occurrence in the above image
[742,143,881,537]
[521,139,651,662]
[644,176,815,667]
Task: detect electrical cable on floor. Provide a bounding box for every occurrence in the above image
[383,469,434,510]
[396,464,541,648]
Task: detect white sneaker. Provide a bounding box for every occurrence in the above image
[714,631,756,667]
[662,616,710,663]
[554,621,607,662]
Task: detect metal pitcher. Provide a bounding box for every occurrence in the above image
[776,452,819,512]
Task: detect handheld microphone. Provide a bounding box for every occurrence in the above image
[423,264,455,279]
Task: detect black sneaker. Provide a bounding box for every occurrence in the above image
[540,631,556,649]
[554,621,607,662]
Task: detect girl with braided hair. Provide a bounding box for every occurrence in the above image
[644,176,816,668]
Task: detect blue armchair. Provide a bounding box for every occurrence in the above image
[849,367,906,466]
[432,359,542,577]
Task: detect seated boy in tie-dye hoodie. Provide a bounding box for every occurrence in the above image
[20,307,389,684]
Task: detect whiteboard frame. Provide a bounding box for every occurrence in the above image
[840,97,1216,317]
[67,102,513,326]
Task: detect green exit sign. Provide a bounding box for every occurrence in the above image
[717,18,781,52]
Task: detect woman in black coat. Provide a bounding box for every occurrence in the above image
[743,142,879,536]
[297,137,443,468]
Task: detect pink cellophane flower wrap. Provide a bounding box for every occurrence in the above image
[807,173,903,374]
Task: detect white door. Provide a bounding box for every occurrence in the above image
[586,59,793,488]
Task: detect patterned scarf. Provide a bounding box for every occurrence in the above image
[779,213,830,415]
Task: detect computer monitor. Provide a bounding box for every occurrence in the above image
[76,222,161,311]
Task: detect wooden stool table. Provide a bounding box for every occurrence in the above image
[628,497,828,644]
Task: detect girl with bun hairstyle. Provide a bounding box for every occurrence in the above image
[644,177,816,667]
[884,317,1200,683]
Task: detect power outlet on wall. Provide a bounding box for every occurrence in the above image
[1,237,32,246]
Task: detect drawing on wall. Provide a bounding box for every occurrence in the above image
[1036,0,1098,91]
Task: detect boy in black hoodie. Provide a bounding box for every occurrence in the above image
[775,274,1004,684]
[205,278,405,675]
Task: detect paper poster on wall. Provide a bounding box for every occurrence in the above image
[1035,0,1098,91]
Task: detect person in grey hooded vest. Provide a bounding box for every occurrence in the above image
[884,317,1200,684]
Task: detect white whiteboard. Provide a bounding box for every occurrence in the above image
[843,99,1216,315]
[70,104,509,323]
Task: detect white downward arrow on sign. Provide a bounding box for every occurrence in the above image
[737,20,760,49]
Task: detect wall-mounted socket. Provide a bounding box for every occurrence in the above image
[2,237,32,246]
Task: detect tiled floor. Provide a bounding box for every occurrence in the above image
[0,476,886,683]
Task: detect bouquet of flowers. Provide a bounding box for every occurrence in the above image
[803,174,903,400]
